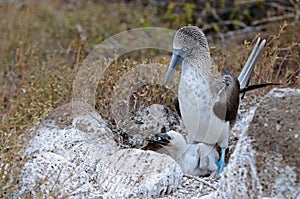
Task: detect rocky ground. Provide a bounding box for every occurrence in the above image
[6,88,300,198]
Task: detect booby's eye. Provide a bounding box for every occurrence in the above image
[182,47,188,52]
[167,135,172,140]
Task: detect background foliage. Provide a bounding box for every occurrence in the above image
[0,0,299,196]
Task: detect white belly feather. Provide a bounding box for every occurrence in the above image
[179,66,229,147]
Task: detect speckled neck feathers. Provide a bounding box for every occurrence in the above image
[174,26,213,79]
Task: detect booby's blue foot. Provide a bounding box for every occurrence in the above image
[216,147,226,175]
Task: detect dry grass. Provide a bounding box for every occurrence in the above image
[0,0,159,196]
[0,0,299,197]
[211,21,300,99]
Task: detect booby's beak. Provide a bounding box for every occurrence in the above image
[163,49,184,86]
[147,132,171,146]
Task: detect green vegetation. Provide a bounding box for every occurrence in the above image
[0,0,299,197]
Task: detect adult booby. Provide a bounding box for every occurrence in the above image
[163,26,266,174]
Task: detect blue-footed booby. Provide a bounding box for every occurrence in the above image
[163,26,266,174]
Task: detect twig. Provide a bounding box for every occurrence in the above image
[289,0,300,24]
[224,26,261,38]
[184,174,218,190]
[252,13,296,26]
[234,0,264,5]
[275,54,289,83]
[266,2,295,12]
[285,67,300,85]
[76,23,87,43]
[202,20,248,31]
[210,6,222,22]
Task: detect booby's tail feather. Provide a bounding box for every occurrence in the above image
[238,38,266,99]
[239,83,281,93]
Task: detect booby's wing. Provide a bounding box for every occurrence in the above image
[238,38,266,99]
[212,74,240,126]
[212,38,266,125]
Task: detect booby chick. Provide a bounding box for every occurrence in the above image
[163,26,266,174]
[149,130,219,176]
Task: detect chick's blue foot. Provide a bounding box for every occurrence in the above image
[216,147,227,175]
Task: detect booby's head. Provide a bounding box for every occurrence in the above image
[149,130,188,158]
[163,26,210,85]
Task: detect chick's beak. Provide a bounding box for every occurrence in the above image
[147,132,170,146]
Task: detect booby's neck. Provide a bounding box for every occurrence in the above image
[182,48,213,81]
[164,140,188,160]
